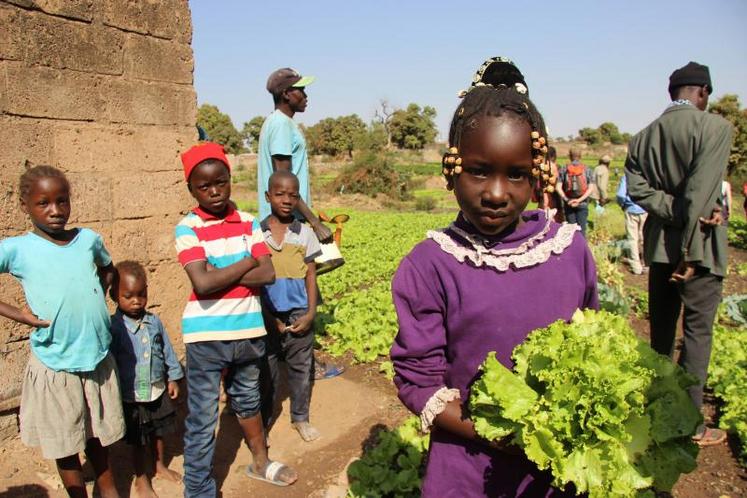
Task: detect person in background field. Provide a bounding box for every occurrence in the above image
[625,61,731,447]
[391,56,598,497]
[260,170,323,443]
[616,175,648,275]
[593,154,611,206]
[721,179,732,225]
[110,260,184,496]
[0,166,124,498]
[557,148,594,235]
[257,67,343,381]
[176,142,297,493]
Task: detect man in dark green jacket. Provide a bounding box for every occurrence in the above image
[625,61,732,447]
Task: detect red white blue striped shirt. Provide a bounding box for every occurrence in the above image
[175,205,270,343]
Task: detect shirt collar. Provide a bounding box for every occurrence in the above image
[667,99,693,108]
[115,309,151,334]
[192,203,241,223]
[260,215,302,234]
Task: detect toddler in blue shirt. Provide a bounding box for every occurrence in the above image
[110,260,184,492]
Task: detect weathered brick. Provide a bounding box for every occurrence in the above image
[124,34,193,84]
[23,12,124,75]
[0,177,31,233]
[0,275,30,345]
[111,218,151,263]
[53,123,193,173]
[3,0,93,22]
[146,260,191,346]
[103,79,196,126]
[146,213,184,264]
[111,170,192,219]
[66,172,113,223]
[3,63,104,120]
[0,4,23,61]
[0,116,54,174]
[102,0,192,42]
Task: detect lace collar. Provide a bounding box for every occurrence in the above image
[427,209,579,272]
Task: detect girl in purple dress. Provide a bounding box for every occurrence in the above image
[390,57,599,498]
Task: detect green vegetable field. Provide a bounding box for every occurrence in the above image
[313,205,747,498]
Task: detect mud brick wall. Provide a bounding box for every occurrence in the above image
[0,0,198,438]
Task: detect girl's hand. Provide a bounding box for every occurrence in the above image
[485,435,523,455]
[275,317,288,333]
[168,381,179,399]
[288,312,315,334]
[20,308,51,328]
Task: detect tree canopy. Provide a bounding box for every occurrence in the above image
[241,116,265,153]
[709,94,747,176]
[306,114,367,157]
[196,103,245,154]
[389,103,438,150]
[578,122,630,145]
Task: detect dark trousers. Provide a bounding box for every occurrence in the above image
[261,308,314,427]
[648,263,722,429]
[563,203,589,236]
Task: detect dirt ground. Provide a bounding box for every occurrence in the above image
[1,254,746,498]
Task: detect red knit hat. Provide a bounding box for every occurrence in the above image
[180,142,230,181]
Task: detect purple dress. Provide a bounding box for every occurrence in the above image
[391,210,598,498]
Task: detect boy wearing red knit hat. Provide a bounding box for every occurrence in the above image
[175,142,297,494]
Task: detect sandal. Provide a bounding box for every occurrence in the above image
[246,461,297,487]
[292,421,321,442]
[692,427,727,447]
[314,362,345,380]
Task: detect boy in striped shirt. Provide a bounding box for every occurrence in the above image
[175,142,297,495]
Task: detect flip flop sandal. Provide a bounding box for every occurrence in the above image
[292,421,321,442]
[692,427,727,447]
[314,363,345,380]
[246,461,294,487]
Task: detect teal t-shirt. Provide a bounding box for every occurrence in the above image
[0,228,112,372]
[257,109,311,220]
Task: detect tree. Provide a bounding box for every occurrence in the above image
[598,122,624,145]
[305,114,367,157]
[196,104,245,154]
[578,127,603,145]
[374,100,395,148]
[241,116,265,153]
[389,103,438,150]
[709,94,747,176]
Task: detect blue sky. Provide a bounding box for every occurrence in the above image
[190,0,747,141]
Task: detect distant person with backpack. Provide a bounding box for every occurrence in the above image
[557,148,594,235]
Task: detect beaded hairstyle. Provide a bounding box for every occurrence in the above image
[18,165,70,200]
[442,57,554,193]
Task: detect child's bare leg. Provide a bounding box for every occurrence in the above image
[83,438,119,498]
[56,454,88,498]
[152,436,181,482]
[237,413,296,485]
[133,444,158,498]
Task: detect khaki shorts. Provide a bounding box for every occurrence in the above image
[20,353,126,459]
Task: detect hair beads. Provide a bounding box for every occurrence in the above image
[443,84,553,194]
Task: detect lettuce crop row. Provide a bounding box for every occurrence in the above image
[708,325,747,463]
[347,417,429,498]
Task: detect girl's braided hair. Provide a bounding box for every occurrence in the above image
[442,57,554,192]
[19,165,70,200]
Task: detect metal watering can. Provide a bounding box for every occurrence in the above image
[314,211,349,275]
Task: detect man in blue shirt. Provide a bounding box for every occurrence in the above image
[616,175,648,275]
[257,68,343,381]
[257,67,332,243]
